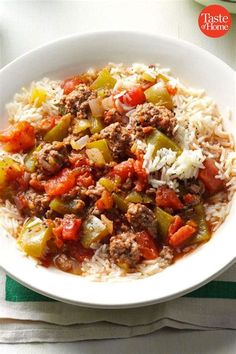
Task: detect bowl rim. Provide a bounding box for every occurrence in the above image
[0,30,235,308]
[0,29,235,75]
[3,255,236,308]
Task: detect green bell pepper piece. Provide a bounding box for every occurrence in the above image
[147,129,182,156]
[142,195,154,204]
[186,204,211,245]
[18,217,52,258]
[86,148,106,167]
[86,139,113,163]
[125,191,143,203]
[44,114,71,142]
[90,68,116,90]
[89,116,104,134]
[73,119,90,134]
[112,193,128,212]
[49,197,80,215]
[142,72,156,83]
[156,73,169,83]
[144,84,173,110]
[97,89,107,98]
[98,176,120,192]
[24,145,41,173]
[155,207,174,240]
[81,215,109,248]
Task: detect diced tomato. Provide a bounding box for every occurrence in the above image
[14,193,29,211]
[15,177,29,192]
[40,254,54,268]
[69,152,90,168]
[168,215,184,237]
[0,121,35,153]
[156,186,184,210]
[52,225,63,248]
[168,225,197,248]
[6,166,24,184]
[183,193,199,206]
[111,157,147,190]
[133,159,148,192]
[95,199,105,210]
[44,168,76,196]
[68,153,94,188]
[38,116,61,133]
[133,149,144,160]
[61,76,83,95]
[136,231,159,260]
[69,241,94,262]
[29,178,45,192]
[61,217,82,241]
[119,86,146,107]
[111,159,135,181]
[198,158,224,195]
[96,190,113,210]
[77,172,94,188]
[166,84,177,96]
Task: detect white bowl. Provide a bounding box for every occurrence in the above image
[0,31,235,308]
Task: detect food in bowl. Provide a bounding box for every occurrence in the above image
[0,63,235,281]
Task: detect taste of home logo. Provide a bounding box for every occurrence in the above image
[198,4,232,38]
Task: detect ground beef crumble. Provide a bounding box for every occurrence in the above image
[126,203,158,238]
[54,254,73,272]
[35,141,69,177]
[109,232,141,268]
[100,122,132,160]
[15,189,50,217]
[103,109,128,126]
[60,84,96,119]
[129,102,176,137]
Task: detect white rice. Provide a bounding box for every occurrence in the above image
[0,63,235,281]
[0,200,23,237]
[166,149,205,180]
[143,148,205,191]
[6,78,63,125]
[81,244,173,282]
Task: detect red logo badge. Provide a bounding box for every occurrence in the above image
[198,4,232,38]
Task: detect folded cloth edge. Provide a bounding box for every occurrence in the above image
[0,318,225,344]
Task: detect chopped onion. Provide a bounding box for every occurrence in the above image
[102,96,114,110]
[71,135,89,150]
[89,98,104,118]
[86,148,106,167]
[115,98,134,114]
[113,90,126,99]
[101,214,113,234]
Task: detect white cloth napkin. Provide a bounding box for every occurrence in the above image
[0,264,236,343]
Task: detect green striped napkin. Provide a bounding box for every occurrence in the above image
[0,265,236,343]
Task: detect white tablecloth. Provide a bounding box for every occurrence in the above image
[0,1,235,353]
